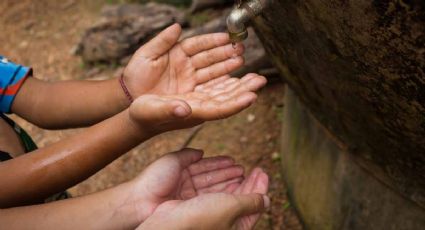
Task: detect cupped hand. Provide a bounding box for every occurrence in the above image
[124,23,245,96]
[125,148,246,222]
[136,164,270,230]
[128,73,267,133]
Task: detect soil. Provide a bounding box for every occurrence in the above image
[0,0,302,229]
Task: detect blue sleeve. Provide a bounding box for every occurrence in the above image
[0,56,32,113]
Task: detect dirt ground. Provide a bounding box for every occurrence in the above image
[0,0,302,229]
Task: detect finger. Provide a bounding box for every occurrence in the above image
[130,95,192,123]
[207,77,241,96]
[194,75,230,92]
[195,56,244,83]
[136,23,182,60]
[168,148,205,169]
[188,156,236,175]
[179,171,198,199]
[213,74,266,94]
[191,43,244,70]
[199,91,257,120]
[181,33,230,56]
[197,177,244,194]
[252,171,269,194]
[224,182,242,193]
[242,168,263,194]
[192,165,244,189]
[232,193,270,217]
[240,172,270,227]
[234,167,262,195]
[212,73,259,92]
[212,75,267,101]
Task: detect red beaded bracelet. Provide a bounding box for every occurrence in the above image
[119,74,134,103]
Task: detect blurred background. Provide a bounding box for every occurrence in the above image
[0,0,302,229]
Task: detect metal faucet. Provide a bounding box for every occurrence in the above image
[226,0,269,43]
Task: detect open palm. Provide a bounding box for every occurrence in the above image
[124,24,245,96]
[128,73,267,133]
[129,149,245,221]
[135,150,269,230]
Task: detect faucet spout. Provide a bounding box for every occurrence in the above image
[226,0,269,43]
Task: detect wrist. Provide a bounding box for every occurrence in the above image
[118,180,158,225]
[122,109,157,139]
[111,75,132,111]
[109,182,146,229]
[119,72,134,104]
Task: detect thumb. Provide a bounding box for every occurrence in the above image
[130,95,191,124]
[233,193,270,217]
[136,23,182,60]
[167,148,204,169]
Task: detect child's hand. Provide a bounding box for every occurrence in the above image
[135,151,269,230]
[123,24,245,97]
[123,148,245,222]
[128,73,266,134]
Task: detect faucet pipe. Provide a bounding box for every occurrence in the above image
[226,0,269,43]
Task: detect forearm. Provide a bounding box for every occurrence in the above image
[11,77,129,129]
[0,109,152,208]
[0,182,141,230]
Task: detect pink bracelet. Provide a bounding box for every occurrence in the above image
[119,74,134,103]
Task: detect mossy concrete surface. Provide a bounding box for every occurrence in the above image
[281,87,425,229]
[253,0,425,207]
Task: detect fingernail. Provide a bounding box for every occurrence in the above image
[174,106,190,117]
[263,195,271,211]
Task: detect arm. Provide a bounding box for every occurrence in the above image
[0,73,266,208]
[11,77,129,129]
[0,109,149,208]
[11,24,245,129]
[0,181,141,230]
[1,151,268,230]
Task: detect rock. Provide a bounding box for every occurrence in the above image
[254,0,425,208]
[271,152,280,161]
[75,3,186,63]
[247,113,256,122]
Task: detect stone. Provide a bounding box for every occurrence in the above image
[281,87,425,229]
[254,0,425,208]
[75,3,186,63]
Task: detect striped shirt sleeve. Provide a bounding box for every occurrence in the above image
[0,56,32,113]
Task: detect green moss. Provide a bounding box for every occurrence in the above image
[282,201,291,210]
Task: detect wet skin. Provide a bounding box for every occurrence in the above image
[0,24,267,207]
[0,149,269,230]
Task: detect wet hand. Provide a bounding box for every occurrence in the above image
[124,148,246,222]
[123,23,245,97]
[128,73,267,134]
[137,165,270,230]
